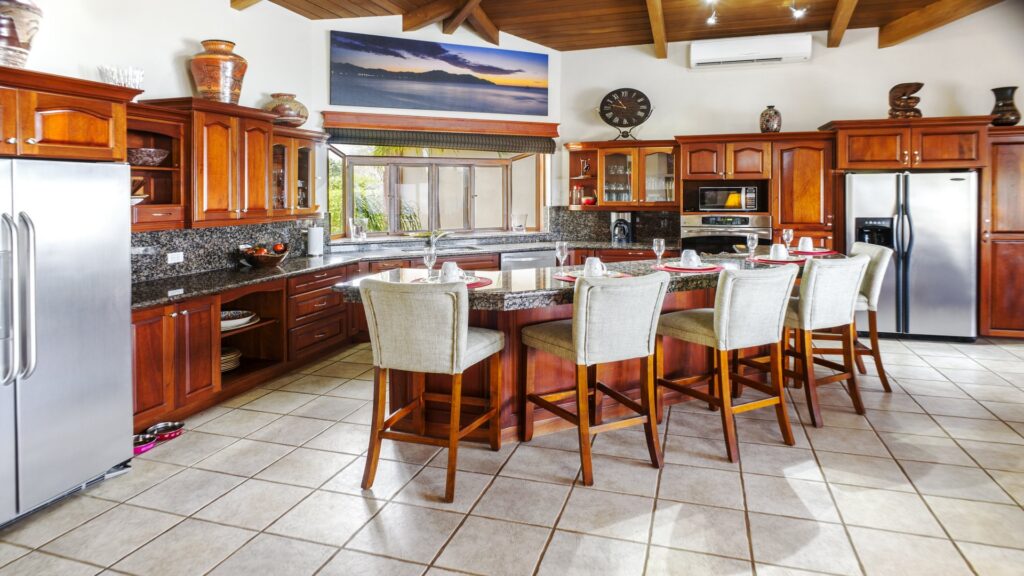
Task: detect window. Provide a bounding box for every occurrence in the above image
[327,148,545,239]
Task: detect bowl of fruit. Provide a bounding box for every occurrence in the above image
[241,242,289,268]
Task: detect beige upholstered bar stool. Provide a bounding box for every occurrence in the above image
[813,242,896,392]
[656,266,799,463]
[782,256,871,427]
[521,272,670,485]
[359,279,504,503]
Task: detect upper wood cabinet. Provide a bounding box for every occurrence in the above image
[980,128,1024,338]
[240,118,272,220]
[822,117,991,170]
[597,147,638,206]
[679,140,770,179]
[128,104,188,233]
[679,142,724,180]
[567,141,678,210]
[638,146,676,206]
[772,139,834,230]
[194,111,239,223]
[0,88,16,156]
[273,126,326,217]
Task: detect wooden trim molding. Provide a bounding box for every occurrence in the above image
[321,111,559,138]
[143,97,278,121]
[878,0,1003,48]
[675,131,832,144]
[819,116,996,131]
[0,67,141,103]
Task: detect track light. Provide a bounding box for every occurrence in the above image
[706,9,717,25]
[790,1,807,19]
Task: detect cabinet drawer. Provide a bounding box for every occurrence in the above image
[369,259,411,273]
[287,266,347,294]
[288,286,344,327]
[595,249,678,263]
[133,205,184,224]
[432,253,500,271]
[289,312,348,357]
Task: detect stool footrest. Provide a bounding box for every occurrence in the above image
[380,430,448,447]
[815,373,851,385]
[458,408,499,440]
[382,399,422,430]
[596,382,643,414]
[423,392,487,408]
[591,415,648,434]
[527,393,579,426]
[732,397,781,414]
[659,377,718,406]
[731,376,774,397]
[813,357,847,373]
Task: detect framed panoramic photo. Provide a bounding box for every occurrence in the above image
[329,31,549,116]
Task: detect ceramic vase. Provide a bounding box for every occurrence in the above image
[991,87,1021,127]
[0,0,42,69]
[263,93,308,127]
[189,40,248,104]
[760,105,782,133]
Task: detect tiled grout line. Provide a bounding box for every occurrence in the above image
[641,402,674,575]
[528,432,587,576]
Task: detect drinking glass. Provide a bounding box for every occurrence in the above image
[745,233,759,259]
[555,241,570,273]
[423,246,437,280]
[782,228,795,250]
[653,238,666,266]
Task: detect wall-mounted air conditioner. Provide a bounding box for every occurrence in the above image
[689,33,812,68]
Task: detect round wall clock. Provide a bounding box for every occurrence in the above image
[599,88,652,140]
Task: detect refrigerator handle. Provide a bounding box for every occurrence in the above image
[0,213,18,386]
[17,212,35,380]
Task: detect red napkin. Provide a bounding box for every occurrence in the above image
[789,249,839,256]
[653,264,724,273]
[749,256,807,265]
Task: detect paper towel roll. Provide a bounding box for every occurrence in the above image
[306,227,324,256]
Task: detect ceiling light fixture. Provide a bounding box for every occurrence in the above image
[790,1,807,19]
[706,9,717,25]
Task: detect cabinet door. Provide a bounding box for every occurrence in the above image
[639,147,676,205]
[597,148,638,205]
[131,307,175,427]
[271,136,290,213]
[726,142,771,179]
[239,119,272,220]
[595,249,655,262]
[836,128,911,169]
[981,137,1024,336]
[293,139,317,214]
[680,142,724,179]
[0,88,16,156]
[174,297,221,407]
[773,140,834,230]
[193,111,238,223]
[911,125,987,168]
[16,89,126,161]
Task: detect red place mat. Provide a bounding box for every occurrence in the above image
[553,271,632,282]
[749,256,808,265]
[789,249,839,256]
[653,264,724,273]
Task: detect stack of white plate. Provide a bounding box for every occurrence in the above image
[220,347,242,373]
[221,310,258,332]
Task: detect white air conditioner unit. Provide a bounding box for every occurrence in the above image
[689,33,812,68]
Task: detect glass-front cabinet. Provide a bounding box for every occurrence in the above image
[295,141,314,212]
[597,148,636,205]
[271,127,324,217]
[589,144,677,208]
[271,136,290,212]
[639,147,676,206]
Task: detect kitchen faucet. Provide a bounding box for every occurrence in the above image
[427,230,451,249]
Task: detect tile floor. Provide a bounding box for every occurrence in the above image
[2,338,1024,575]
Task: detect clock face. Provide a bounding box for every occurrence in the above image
[600,88,651,129]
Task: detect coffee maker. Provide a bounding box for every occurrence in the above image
[610,212,634,244]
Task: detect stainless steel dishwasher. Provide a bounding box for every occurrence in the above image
[500,251,557,270]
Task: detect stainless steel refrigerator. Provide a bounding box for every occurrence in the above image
[846,171,978,340]
[0,159,132,526]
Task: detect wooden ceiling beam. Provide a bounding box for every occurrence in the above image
[443,0,483,34]
[878,0,1002,48]
[644,0,667,58]
[403,0,462,31]
[231,0,263,9]
[827,0,859,47]
[467,5,500,45]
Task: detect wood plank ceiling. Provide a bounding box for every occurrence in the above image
[262,0,1007,52]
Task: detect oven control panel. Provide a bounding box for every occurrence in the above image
[702,216,750,226]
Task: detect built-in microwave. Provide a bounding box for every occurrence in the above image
[695,186,759,212]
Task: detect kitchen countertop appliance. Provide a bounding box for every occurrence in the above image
[680,214,772,255]
[846,171,978,341]
[610,212,634,244]
[1,159,132,527]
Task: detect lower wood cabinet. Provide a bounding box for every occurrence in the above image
[594,248,679,263]
[288,266,353,361]
[981,128,1024,337]
[427,253,500,271]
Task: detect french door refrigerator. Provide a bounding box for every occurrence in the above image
[846,171,978,341]
[0,159,132,527]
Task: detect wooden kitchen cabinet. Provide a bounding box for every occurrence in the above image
[0,88,17,156]
[595,248,680,262]
[130,307,175,427]
[823,117,990,170]
[566,140,679,209]
[239,118,273,220]
[427,253,500,271]
[981,127,1024,337]
[726,141,771,179]
[772,139,835,231]
[368,258,412,273]
[597,147,638,206]
[128,104,188,232]
[679,140,770,180]
[679,142,725,180]
[174,296,222,407]
[272,126,326,217]
[193,111,239,223]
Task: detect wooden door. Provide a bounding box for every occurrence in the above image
[638,146,677,206]
[16,89,126,161]
[835,127,911,169]
[680,142,724,179]
[726,141,771,179]
[597,148,638,205]
[174,296,221,407]
[131,307,175,427]
[239,118,272,220]
[0,88,16,156]
[193,111,238,223]
[911,125,987,168]
[773,140,834,230]
[981,134,1024,336]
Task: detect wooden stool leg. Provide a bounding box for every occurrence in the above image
[731,350,743,398]
[868,311,893,393]
[799,330,823,427]
[488,351,502,450]
[852,320,868,375]
[717,350,739,463]
[590,364,602,426]
[707,347,719,411]
[522,345,536,442]
[770,342,795,446]
[654,336,666,424]
[575,364,594,486]
[444,373,463,503]
[412,372,426,436]
[361,367,388,490]
[790,328,803,389]
[639,354,663,468]
[844,324,866,415]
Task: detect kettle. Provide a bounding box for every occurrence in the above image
[610,212,634,244]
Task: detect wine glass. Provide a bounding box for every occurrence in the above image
[423,246,437,280]
[745,233,759,259]
[782,228,795,250]
[652,238,666,267]
[555,241,569,273]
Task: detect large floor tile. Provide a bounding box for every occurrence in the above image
[217,388,271,409]
[0,543,28,569]
[379,441,441,465]
[246,415,333,446]
[255,447,355,489]
[303,422,370,454]
[194,479,311,530]
[318,549,425,576]
[900,461,1014,503]
[658,463,744,509]
[278,374,347,396]
[981,401,1024,423]
[577,454,660,497]
[743,475,839,522]
[935,416,1024,444]
[847,526,972,576]
[471,476,571,527]
[737,444,822,481]
[194,439,293,477]
[138,431,236,467]
[956,542,1024,576]
[645,546,753,576]
[957,384,1024,403]
[897,379,970,399]
[0,496,115,548]
[324,379,373,401]
[194,409,280,437]
[536,531,646,576]
[591,428,662,462]
[865,411,947,437]
[266,490,381,546]
[427,443,515,475]
[747,512,860,575]
[988,469,1024,504]
[208,534,335,576]
[128,468,244,516]
[182,406,233,429]
[925,495,1024,549]
[661,435,740,472]
[290,396,366,421]
[346,502,462,564]
[830,484,944,537]
[879,432,976,466]
[556,488,653,543]
[240,391,317,414]
[805,427,890,457]
[112,519,254,576]
[84,460,184,503]
[322,456,421,500]
[315,361,374,379]
[816,451,914,492]
[939,369,1008,386]
[914,396,995,419]
[650,500,749,559]
[435,516,549,576]
[41,505,180,567]
[0,552,99,576]
[957,440,1024,472]
[499,445,581,485]
[393,467,490,513]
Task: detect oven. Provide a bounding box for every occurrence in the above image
[680,214,772,255]
[684,185,763,213]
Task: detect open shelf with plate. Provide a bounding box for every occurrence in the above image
[127,104,188,232]
[219,280,287,389]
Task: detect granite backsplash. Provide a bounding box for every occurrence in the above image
[131,219,323,282]
[547,206,679,244]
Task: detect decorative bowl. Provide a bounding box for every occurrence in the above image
[241,244,289,268]
[220,310,256,331]
[127,148,170,167]
[133,434,157,455]
[146,421,185,441]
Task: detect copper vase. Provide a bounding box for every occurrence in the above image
[189,40,247,105]
[0,0,42,68]
[263,93,308,127]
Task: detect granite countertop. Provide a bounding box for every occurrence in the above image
[130,241,670,310]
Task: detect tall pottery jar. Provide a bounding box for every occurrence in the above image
[0,0,42,68]
[991,87,1021,127]
[263,93,308,127]
[189,40,247,104]
[759,105,782,133]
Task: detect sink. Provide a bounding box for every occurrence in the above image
[400,246,483,253]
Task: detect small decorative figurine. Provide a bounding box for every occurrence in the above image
[888,83,924,119]
[580,158,591,176]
